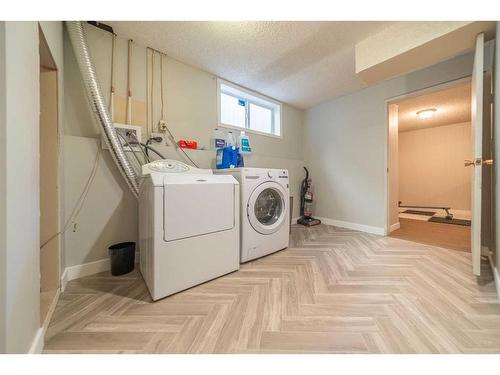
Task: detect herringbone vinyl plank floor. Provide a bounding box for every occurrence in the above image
[44,225,500,353]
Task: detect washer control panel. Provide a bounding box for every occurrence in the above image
[142,159,212,176]
[277,170,288,179]
[149,160,190,173]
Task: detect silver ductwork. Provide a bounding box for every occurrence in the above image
[65,21,139,198]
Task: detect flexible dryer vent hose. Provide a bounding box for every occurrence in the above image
[65,21,139,198]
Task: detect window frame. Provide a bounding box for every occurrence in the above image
[217,78,283,139]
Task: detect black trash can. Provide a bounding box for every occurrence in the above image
[108,242,135,276]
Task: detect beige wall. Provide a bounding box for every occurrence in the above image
[63,23,305,268]
[63,136,139,268]
[65,23,304,160]
[40,68,60,293]
[39,22,65,275]
[398,122,471,211]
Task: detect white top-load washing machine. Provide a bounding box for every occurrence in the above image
[214,168,289,262]
[139,159,240,300]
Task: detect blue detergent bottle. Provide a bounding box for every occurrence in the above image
[216,146,239,169]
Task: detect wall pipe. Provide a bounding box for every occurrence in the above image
[65,21,139,198]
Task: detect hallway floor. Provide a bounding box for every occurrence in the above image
[390,218,471,252]
[43,225,499,353]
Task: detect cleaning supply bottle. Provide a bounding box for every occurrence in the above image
[212,128,226,150]
[216,146,239,169]
[238,131,252,153]
[237,152,245,167]
[226,131,236,148]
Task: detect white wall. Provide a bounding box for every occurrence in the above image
[303,51,479,232]
[0,21,6,354]
[63,135,139,268]
[399,122,471,211]
[63,23,305,269]
[1,21,40,353]
[0,21,64,354]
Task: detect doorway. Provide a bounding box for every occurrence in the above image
[386,79,475,252]
[39,28,60,325]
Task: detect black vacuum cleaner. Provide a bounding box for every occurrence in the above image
[297,167,321,227]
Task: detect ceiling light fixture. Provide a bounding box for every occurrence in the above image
[417,108,437,119]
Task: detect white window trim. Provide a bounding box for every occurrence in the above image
[216,78,283,139]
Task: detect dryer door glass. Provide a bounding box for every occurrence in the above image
[254,188,283,226]
[247,181,287,235]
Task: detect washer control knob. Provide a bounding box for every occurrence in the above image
[267,171,274,179]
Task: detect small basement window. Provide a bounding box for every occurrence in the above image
[217,78,282,137]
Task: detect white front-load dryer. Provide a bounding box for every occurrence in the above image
[214,168,289,262]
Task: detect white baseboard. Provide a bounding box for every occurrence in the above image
[316,217,385,236]
[487,252,500,300]
[61,258,110,290]
[389,222,400,233]
[60,268,69,292]
[61,252,141,290]
[29,287,61,354]
[42,288,60,331]
[28,327,44,354]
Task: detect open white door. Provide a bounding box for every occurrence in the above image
[469,33,484,276]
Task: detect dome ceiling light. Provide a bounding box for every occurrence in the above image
[417,108,437,119]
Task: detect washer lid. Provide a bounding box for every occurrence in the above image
[247,181,287,235]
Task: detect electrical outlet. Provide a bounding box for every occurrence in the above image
[158,120,168,133]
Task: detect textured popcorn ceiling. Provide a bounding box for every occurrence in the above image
[396,82,471,133]
[106,21,393,109]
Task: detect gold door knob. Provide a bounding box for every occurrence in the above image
[464,159,475,167]
[483,159,494,166]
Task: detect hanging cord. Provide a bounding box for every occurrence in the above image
[145,136,163,158]
[116,131,148,169]
[165,125,198,168]
[126,39,133,125]
[40,145,102,250]
[109,33,116,121]
[140,142,166,160]
[128,131,151,164]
